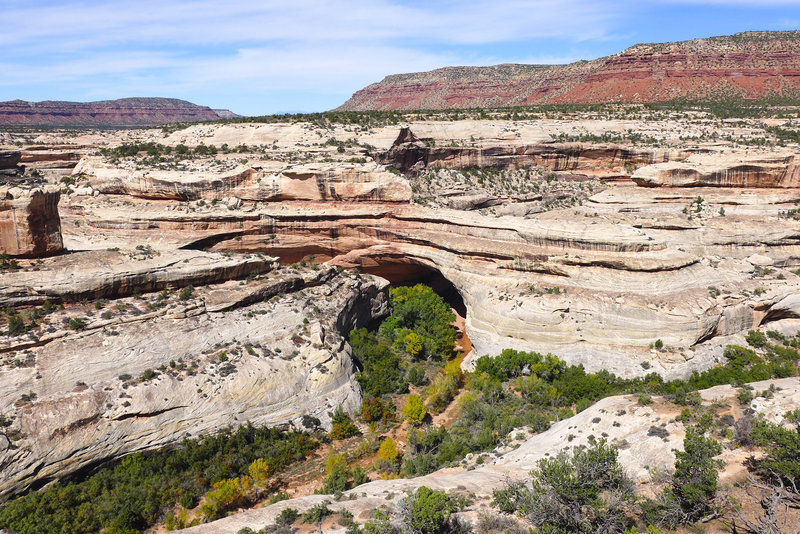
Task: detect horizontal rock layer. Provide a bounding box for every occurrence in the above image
[75,160,412,202]
[380,134,689,177]
[0,98,236,127]
[339,31,800,110]
[0,249,277,307]
[0,150,21,170]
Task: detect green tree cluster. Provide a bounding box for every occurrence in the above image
[0,425,316,534]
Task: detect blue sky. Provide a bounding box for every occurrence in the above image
[2,1,799,115]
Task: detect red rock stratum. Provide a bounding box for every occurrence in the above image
[0,98,237,127]
[338,31,800,110]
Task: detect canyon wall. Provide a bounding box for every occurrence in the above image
[339,31,800,110]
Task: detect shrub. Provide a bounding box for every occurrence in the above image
[401,486,459,534]
[492,439,635,533]
[403,394,427,426]
[200,477,250,520]
[276,507,300,526]
[321,454,351,494]
[329,406,360,440]
[646,425,723,528]
[140,368,158,381]
[425,372,459,414]
[6,311,26,335]
[361,396,394,424]
[68,317,87,331]
[179,285,195,300]
[303,501,332,524]
[350,329,405,395]
[407,365,427,386]
[247,457,274,487]
[672,426,723,520]
[474,349,564,382]
[378,437,399,462]
[380,285,456,361]
[301,414,321,430]
[745,329,768,348]
[750,409,800,484]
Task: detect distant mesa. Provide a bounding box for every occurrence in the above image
[338,31,800,110]
[0,97,240,127]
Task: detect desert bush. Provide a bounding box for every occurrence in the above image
[403,394,427,426]
[492,439,635,533]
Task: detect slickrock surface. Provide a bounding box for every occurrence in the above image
[339,31,800,110]
[0,267,388,498]
[0,186,63,257]
[181,377,800,533]
[0,98,237,127]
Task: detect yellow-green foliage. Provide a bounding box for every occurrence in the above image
[426,372,460,414]
[403,394,427,426]
[326,453,348,475]
[200,476,251,521]
[248,458,275,487]
[377,437,399,462]
[403,332,424,357]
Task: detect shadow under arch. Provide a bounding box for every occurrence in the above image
[350,256,466,321]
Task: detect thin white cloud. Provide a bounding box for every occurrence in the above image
[1,0,797,113]
[0,0,617,49]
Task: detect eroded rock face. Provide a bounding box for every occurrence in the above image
[0,98,236,127]
[0,267,388,498]
[0,249,278,307]
[339,31,800,110]
[379,136,688,178]
[0,150,21,170]
[75,159,412,202]
[0,186,63,257]
[62,193,800,380]
[632,154,800,187]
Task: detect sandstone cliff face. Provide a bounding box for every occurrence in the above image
[0,186,63,257]
[0,150,21,170]
[380,129,688,177]
[339,31,800,110]
[0,249,278,307]
[0,98,236,127]
[0,266,388,498]
[63,193,800,381]
[75,159,412,202]
[632,154,800,187]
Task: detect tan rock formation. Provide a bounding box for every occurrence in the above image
[632,153,800,187]
[380,132,688,177]
[0,267,388,498]
[0,186,63,257]
[0,150,21,170]
[75,159,412,202]
[0,249,277,307]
